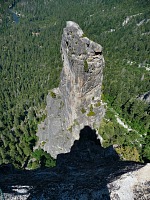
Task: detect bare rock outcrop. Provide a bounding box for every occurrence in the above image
[138,91,150,103]
[36,21,105,158]
[1,127,150,200]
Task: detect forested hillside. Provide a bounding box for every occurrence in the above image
[0,0,149,168]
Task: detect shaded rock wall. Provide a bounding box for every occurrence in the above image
[1,127,150,200]
[36,21,105,158]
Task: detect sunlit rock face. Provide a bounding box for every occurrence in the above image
[36,21,105,158]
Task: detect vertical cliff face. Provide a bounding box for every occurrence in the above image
[36,21,105,158]
[60,21,104,127]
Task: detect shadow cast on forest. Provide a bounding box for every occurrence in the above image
[0,126,145,199]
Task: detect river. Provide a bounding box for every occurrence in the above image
[9,10,19,24]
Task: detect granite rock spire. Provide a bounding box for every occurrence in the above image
[36,21,105,158]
